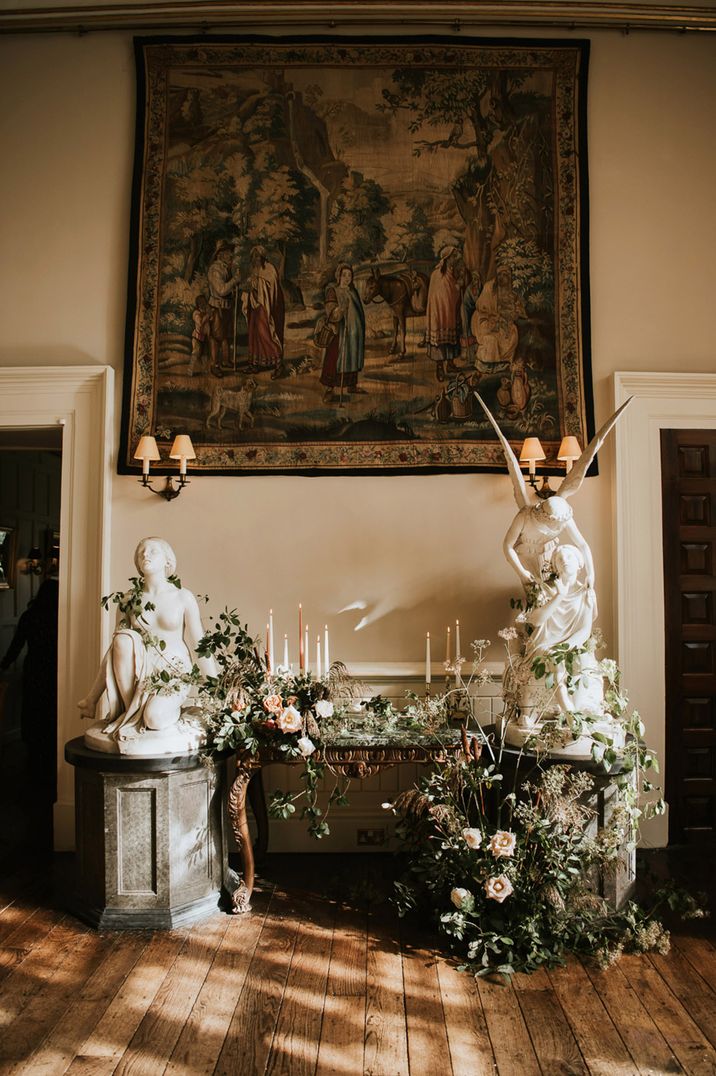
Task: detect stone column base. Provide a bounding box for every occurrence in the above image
[64,738,229,929]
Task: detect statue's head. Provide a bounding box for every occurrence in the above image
[535,495,572,525]
[134,537,177,578]
[552,543,583,578]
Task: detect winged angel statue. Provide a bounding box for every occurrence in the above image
[475,394,632,754]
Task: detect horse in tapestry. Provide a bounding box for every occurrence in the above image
[362,266,429,356]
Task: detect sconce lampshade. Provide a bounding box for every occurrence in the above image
[169,435,196,477]
[133,435,161,462]
[169,435,196,462]
[519,437,546,464]
[557,435,582,463]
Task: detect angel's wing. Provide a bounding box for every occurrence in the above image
[474,392,530,509]
[559,397,633,501]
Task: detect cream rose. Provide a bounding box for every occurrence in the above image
[462,827,483,850]
[489,830,517,858]
[276,705,303,733]
[315,699,334,719]
[450,887,474,911]
[485,874,514,903]
[297,735,316,757]
[263,693,284,715]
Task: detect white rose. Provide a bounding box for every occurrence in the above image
[485,874,514,903]
[462,827,483,850]
[315,700,334,719]
[296,735,316,757]
[450,887,474,911]
[489,830,517,858]
[276,705,303,734]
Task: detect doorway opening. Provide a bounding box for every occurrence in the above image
[0,428,63,862]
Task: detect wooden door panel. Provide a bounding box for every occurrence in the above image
[662,429,716,843]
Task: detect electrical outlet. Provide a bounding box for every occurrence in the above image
[357,828,386,846]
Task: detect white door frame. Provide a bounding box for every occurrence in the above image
[613,371,716,847]
[0,366,113,849]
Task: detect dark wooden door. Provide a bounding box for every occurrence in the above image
[661,429,716,844]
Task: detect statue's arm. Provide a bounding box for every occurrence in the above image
[503,510,533,584]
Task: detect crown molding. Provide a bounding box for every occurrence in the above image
[2,2,716,36]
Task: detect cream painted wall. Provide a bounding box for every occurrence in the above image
[1,27,715,682]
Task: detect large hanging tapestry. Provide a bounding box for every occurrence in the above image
[119,36,592,475]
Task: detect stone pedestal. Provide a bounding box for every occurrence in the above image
[488,733,637,910]
[65,737,229,929]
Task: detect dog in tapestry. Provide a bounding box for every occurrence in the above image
[206,379,258,431]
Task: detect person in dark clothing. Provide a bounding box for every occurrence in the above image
[1,578,59,807]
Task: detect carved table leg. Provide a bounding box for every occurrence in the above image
[227,760,258,914]
[247,770,269,859]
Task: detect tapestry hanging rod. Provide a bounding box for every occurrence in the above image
[2,2,716,36]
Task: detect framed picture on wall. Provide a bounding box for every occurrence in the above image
[119,35,594,476]
[0,526,16,590]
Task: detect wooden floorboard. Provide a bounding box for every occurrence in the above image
[364,908,409,1076]
[547,958,639,1076]
[315,906,367,1076]
[400,930,453,1076]
[513,966,589,1076]
[582,959,684,1075]
[1,856,716,1075]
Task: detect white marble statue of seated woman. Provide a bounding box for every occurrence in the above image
[78,537,217,756]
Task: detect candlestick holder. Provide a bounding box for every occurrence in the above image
[424,683,431,700]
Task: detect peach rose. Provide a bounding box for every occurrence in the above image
[485,874,513,903]
[462,827,483,850]
[263,693,284,715]
[489,830,517,858]
[450,887,474,911]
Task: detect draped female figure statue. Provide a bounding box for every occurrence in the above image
[475,394,632,747]
[79,537,216,756]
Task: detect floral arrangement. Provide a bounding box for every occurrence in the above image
[386,635,706,978]
[195,610,353,838]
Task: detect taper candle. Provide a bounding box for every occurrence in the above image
[304,625,310,674]
[283,633,289,670]
[268,609,275,674]
[299,604,304,671]
[324,625,330,672]
[425,632,432,685]
[446,624,451,664]
[455,619,462,661]
[316,634,322,679]
[265,623,270,672]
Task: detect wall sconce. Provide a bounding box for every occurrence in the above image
[24,546,43,575]
[519,435,582,498]
[134,434,197,502]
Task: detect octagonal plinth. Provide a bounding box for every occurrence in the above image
[65,738,229,929]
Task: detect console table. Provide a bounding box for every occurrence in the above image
[225,727,636,915]
[226,729,465,913]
